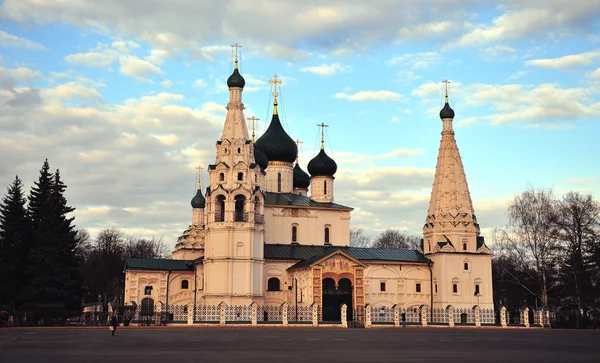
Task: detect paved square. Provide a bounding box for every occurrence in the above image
[0,327,598,362]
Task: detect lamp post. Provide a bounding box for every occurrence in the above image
[293,278,298,321]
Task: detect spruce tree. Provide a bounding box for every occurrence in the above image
[0,176,29,310]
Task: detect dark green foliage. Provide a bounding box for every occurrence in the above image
[0,176,30,309]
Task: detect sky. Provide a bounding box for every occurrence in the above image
[0,0,599,247]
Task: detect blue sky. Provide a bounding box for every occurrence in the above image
[0,0,599,244]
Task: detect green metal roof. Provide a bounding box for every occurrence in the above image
[264,244,430,266]
[264,192,353,210]
[125,258,194,271]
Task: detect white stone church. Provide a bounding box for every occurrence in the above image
[124,55,493,323]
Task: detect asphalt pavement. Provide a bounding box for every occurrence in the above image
[0,326,598,363]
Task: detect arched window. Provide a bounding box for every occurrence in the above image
[475,284,480,296]
[463,243,467,250]
[323,180,327,194]
[181,280,189,289]
[464,262,469,270]
[453,284,458,294]
[215,195,226,222]
[237,147,241,153]
[237,172,243,181]
[219,173,225,182]
[234,195,246,221]
[277,173,282,192]
[324,226,330,244]
[267,277,280,291]
[292,225,298,243]
[323,278,336,294]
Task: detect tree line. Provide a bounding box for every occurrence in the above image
[0,160,167,323]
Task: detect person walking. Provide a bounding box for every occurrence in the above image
[401,312,407,328]
[110,314,118,336]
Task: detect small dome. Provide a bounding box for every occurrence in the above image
[307,149,337,177]
[190,188,205,208]
[254,147,268,170]
[439,101,455,119]
[255,113,297,163]
[227,67,245,89]
[293,163,310,189]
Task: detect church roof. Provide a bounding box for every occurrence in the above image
[263,244,430,267]
[264,192,352,210]
[125,258,194,271]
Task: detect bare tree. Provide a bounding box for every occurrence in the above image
[372,229,419,250]
[350,227,372,247]
[124,236,169,259]
[553,192,599,320]
[496,185,559,307]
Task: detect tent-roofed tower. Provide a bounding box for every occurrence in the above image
[422,80,492,310]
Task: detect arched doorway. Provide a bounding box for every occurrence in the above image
[322,277,353,322]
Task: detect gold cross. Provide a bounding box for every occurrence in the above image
[317,123,329,149]
[194,165,204,189]
[247,116,259,143]
[231,43,242,63]
[269,74,283,104]
[442,79,451,98]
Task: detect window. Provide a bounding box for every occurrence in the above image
[475,284,480,296]
[219,173,225,182]
[292,225,298,243]
[453,284,458,294]
[323,180,327,194]
[416,283,421,293]
[234,195,246,221]
[435,284,438,293]
[277,173,282,192]
[181,280,189,289]
[267,277,280,291]
[237,172,243,181]
[324,226,330,244]
[463,243,467,251]
[144,286,153,295]
[237,147,241,153]
[380,282,386,292]
[464,262,469,270]
[215,195,226,222]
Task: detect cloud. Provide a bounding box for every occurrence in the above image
[0,66,40,90]
[388,52,442,69]
[396,21,461,42]
[0,30,45,49]
[192,78,207,88]
[65,51,117,68]
[161,80,173,88]
[300,63,352,76]
[334,90,401,102]
[118,55,163,80]
[331,148,425,166]
[525,50,600,69]
[482,45,517,61]
[507,71,528,81]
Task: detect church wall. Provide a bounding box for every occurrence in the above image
[124,270,196,307]
[265,163,293,193]
[263,206,351,246]
[429,252,494,309]
[364,263,431,309]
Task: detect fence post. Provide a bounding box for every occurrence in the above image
[392,304,400,327]
[523,307,530,328]
[187,303,194,325]
[545,310,550,328]
[500,306,507,328]
[364,304,372,328]
[473,305,481,327]
[282,302,289,326]
[251,302,258,326]
[340,304,348,328]
[537,310,543,328]
[311,303,318,327]
[420,305,428,327]
[219,302,226,326]
[447,305,454,327]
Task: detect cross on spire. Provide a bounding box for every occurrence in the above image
[247,116,259,143]
[317,123,329,150]
[442,79,451,101]
[269,74,283,114]
[194,165,204,190]
[231,42,242,68]
[295,139,303,163]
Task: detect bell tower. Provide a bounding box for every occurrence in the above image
[203,44,265,305]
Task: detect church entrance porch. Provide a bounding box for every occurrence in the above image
[322,277,353,322]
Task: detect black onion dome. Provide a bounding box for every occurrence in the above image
[439,101,455,119]
[293,163,310,189]
[190,188,206,209]
[307,149,337,177]
[227,67,246,88]
[254,147,268,170]
[254,114,297,163]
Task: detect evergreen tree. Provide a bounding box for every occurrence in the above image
[0,176,29,310]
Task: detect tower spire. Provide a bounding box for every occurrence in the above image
[442,79,451,103]
[317,122,329,150]
[231,43,242,69]
[247,116,259,143]
[195,165,204,190]
[295,139,303,163]
[268,74,283,115]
